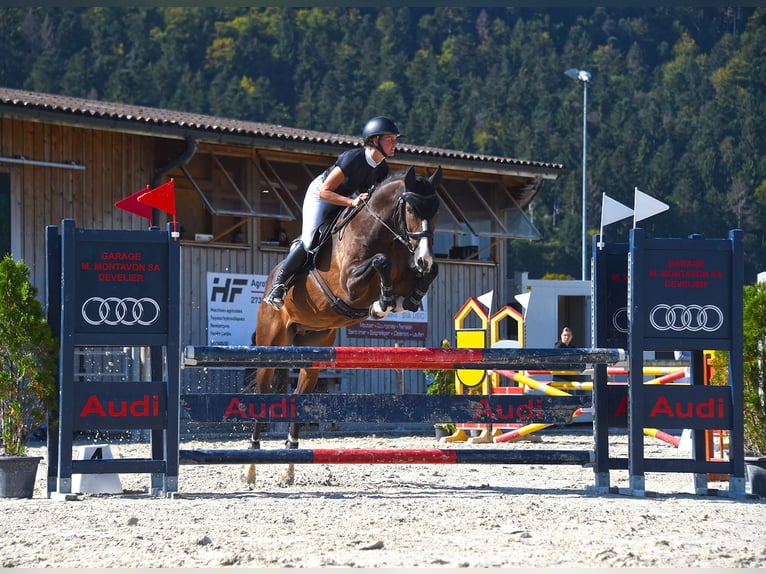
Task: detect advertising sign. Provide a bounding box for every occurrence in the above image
[345,296,429,340]
[206,272,268,345]
[75,241,168,334]
[639,244,731,345]
[602,247,629,349]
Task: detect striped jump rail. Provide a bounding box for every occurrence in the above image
[182,345,626,370]
[179,448,594,466]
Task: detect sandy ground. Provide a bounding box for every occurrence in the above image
[2,427,766,569]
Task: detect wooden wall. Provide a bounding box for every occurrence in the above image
[0,117,152,289]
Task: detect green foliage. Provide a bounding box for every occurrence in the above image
[424,339,457,435]
[743,282,766,455]
[0,256,58,456]
[706,282,766,455]
[435,422,457,435]
[424,339,454,396]
[424,368,455,396]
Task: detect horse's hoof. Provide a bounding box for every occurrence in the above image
[248,440,260,450]
[245,463,256,489]
[285,440,299,449]
[369,300,390,319]
[278,464,295,486]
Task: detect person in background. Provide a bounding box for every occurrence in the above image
[230,227,245,243]
[272,227,290,247]
[554,326,574,348]
[263,115,402,311]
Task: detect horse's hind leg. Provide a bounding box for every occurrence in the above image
[245,366,289,489]
[285,367,321,449]
[248,367,289,448]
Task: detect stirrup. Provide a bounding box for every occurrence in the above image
[264,283,287,311]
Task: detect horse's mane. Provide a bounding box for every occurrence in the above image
[367,167,440,219]
[376,168,439,196]
[376,169,408,189]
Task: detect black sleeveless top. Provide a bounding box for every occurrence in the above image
[322,148,389,197]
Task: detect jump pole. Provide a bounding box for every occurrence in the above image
[179,447,594,466]
[178,347,621,469]
[492,368,679,447]
[182,345,625,370]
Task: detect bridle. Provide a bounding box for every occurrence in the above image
[358,188,436,254]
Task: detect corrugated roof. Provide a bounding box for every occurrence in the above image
[0,87,566,176]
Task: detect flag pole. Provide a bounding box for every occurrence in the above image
[633,186,638,228]
[598,193,606,249]
[171,178,179,240]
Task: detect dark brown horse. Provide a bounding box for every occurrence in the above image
[246,166,441,482]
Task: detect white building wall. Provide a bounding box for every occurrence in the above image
[515,272,592,348]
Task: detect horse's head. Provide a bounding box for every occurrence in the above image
[400,166,441,274]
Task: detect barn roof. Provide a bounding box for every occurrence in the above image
[0,87,566,180]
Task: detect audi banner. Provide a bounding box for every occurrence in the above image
[74,237,169,335]
[631,233,736,350]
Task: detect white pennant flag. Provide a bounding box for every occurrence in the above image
[477,290,493,315]
[601,193,634,227]
[598,193,634,248]
[633,187,669,226]
[514,292,530,318]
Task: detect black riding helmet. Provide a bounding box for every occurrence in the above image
[362,116,403,158]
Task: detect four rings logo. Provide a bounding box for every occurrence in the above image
[81,296,161,326]
[649,303,723,332]
[611,307,629,334]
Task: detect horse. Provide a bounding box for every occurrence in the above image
[246,165,441,484]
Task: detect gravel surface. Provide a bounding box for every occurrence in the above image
[2,428,765,568]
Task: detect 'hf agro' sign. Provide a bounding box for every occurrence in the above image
[206,272,267,346]
[205,271,429,344]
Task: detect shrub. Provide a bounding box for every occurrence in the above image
[0,256,58,456]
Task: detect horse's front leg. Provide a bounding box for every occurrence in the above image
[369,253,394,318]
[402,262,439,312]
[244,369,263,450]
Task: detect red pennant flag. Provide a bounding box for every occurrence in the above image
[115,185,152,221]
[138,179,176,216]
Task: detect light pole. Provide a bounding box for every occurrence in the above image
[565,68,591,281]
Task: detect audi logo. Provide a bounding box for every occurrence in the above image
[81,297,161,326]
[649,303,724,333]
[611,307,629,334]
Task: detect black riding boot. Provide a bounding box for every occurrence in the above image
[263,241,308,311]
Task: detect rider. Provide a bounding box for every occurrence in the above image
[262,116,402,311]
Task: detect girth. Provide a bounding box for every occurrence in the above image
[308,268,370,320]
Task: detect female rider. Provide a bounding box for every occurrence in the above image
[263,116,402,311]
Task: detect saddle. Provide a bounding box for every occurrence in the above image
[293,204,371,319]
[304,203,363,268]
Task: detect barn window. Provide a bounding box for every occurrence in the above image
[433,174,542,261]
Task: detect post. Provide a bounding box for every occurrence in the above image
[581,78,588,281]
[565,68,591,281]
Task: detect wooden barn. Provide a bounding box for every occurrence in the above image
[0,87,566,397]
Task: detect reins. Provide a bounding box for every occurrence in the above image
[345,184,435,255]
